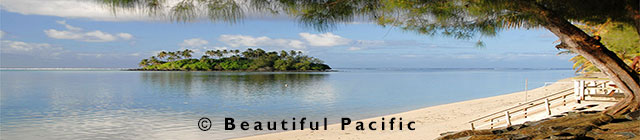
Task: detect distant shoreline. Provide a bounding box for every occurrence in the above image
[125,68,337,72]
[0,67,337,72]
[0,67,573,72]
[0,67,572,70]
[0,68,130,71]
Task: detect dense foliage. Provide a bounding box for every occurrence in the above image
[98,0,638,40]
[558,22,640,73]
[138,48,331,71]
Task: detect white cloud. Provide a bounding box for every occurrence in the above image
[348,47,362,51]
[0,0,162,21]
[346,40,384,51]
[44,20,133,42]
[84,30,118,42]
[205,46,228,51]
[0,39,138,60]
[0,0,288,22]
[218,35,265,47]
[353,40,386,46]
[1,40,65,57]
[214,47,228,50]
[218,35,305,49]
[56,20,82,31]
[44,30,82,39]
[347,40,429,51]
[118,33,134,40]
[76,53,105,58]
[288,40,305,49]
[299,32,351,47]
[0,30,6,38]
[217,32,354,50]
[129,53,141,57]
[179,38,209,47]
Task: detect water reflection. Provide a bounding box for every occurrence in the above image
[1,70,575,140]
[139,72,336,104]
[1,71,339,140]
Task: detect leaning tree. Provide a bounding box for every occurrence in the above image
[99,0,640,115]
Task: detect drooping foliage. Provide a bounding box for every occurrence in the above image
[98,0,638,37]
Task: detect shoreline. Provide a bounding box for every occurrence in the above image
[0,68,337,72]
[125,68,336,72]
[234,78,575,140]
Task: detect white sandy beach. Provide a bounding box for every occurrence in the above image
[234,78,576,140]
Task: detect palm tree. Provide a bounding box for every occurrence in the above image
[255,48,266,57]
[205,50,216,58]
[289,50,297,56]
[280,50,288,58]
[149,56,161,65]
[233,50,240,56]
[175,52,182,60]
[241,50,250,58]
[570,55,599,73]
[167,52,179,61]
[246,48,255,58]
[200,55,209,62]
[181,49,193,59]
[157,51,168,60]
[214,50,223,58]
[175,50,183,59]
[139,59,149,67]
[563,51,639,73]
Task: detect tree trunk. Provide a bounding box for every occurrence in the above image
[520,2,640,116]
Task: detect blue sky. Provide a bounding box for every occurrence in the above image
[0,0,573,68]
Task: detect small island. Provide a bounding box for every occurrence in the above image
[136,48,331,71]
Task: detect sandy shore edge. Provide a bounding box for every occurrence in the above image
[233,78,574,140]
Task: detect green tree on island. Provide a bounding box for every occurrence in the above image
[181,49,194,59]
[157,51,168,60]
[101,0,639,116]
[138,48,330,71]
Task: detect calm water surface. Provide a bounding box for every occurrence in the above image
[0,69,574,139]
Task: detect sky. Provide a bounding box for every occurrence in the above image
[0,0,574,68]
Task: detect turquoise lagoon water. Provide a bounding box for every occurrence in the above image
[0,69,574,139]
